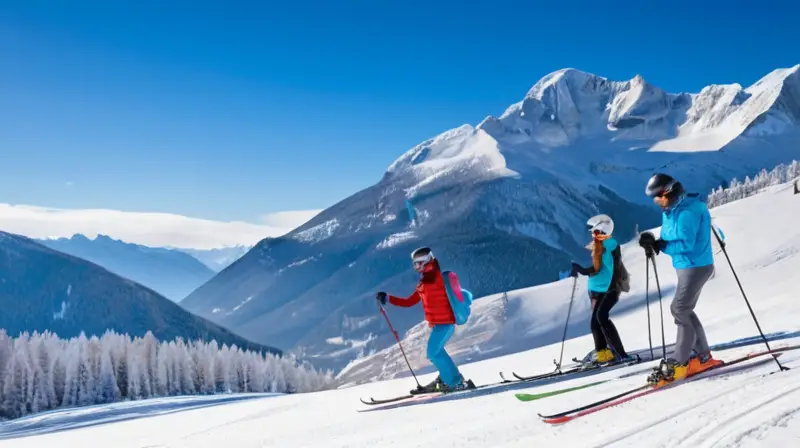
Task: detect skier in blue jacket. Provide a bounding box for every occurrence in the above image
[639,173,723,387]
[570,214,631,364]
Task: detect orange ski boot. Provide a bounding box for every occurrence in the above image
[687,352,723,376]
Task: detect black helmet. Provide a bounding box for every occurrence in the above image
[645,173,684,199]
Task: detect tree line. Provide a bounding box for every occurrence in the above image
[706,160,800,208]
[0,329,335,420]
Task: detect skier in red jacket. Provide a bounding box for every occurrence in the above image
[376,247,474,394]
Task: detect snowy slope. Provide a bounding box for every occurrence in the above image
[182,64,800,373]
[4,177,800,447]
[0,394,279,440]
[336,180,798,384]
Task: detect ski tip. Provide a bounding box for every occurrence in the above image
[542,415,571,424]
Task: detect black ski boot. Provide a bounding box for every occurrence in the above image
[411,376,442,395]
[436,375,476,394]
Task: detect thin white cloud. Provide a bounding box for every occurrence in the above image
[0,203,319,250]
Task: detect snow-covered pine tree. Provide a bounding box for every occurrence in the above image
[0,329,334,420]
[708,160,799,208]
[98,346,120,403]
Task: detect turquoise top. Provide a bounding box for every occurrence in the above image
[588,238,618,293]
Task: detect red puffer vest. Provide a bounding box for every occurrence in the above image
[388,259,456,326]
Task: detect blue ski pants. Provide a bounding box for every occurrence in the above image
[427,324,461,387]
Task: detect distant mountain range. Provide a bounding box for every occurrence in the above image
[0,231,279,355]
[36,234,216,302]
[179,64,800,373]
[177,245,252,272]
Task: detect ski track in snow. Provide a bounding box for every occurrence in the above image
[2,181,800,447]
[582,356,800,447]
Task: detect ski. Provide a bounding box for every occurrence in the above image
[540,355,779,424]
[514,361,656,402]
[362,359,630,405]
[515,380,607,402]
[511,368,565,382]
[539,346,793,424]
[360,360,608,407]
[509,353,642,382]
[360,379,483,405]
[360,392,440,406]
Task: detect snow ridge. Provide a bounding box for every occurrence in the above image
[389,65,800,181]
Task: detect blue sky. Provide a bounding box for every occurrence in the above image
[1,1,797,222]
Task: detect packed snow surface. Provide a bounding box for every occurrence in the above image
[3,181,800,447]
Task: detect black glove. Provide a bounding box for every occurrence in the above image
[375,292,387,305]
[570,262,594,277]
[639,232,665,255]
[639,232,656,249]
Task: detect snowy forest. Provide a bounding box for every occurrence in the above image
[706,160,800,208]
[0,329,335,420]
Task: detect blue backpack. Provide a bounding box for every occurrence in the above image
[442,270,473,325]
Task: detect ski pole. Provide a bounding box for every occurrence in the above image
[554,276,578,371]
[377,302,424,388]
[644,256,654,361]
[648,253,668,360]
[711,226,788,371]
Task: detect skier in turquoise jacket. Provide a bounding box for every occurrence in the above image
[570,214,630,364]
[639,173,722,387]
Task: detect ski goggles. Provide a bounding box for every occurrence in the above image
[586,225,604,236]
[648,180,677,198]
[412,253,434,267]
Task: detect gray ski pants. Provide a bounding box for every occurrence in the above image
[671,264,715,365]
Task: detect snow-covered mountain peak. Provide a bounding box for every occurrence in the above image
[743,64,800,128]
[386,124,476,174]
[485,68,693,146]
[652,63,800,151]
[405,65,800,158]
[384,124,515,197]
[748,64,799,92]
[523,68,614,102]
[379,64,800,224]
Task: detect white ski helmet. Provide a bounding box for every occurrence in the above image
[410,247,434,272]
[587,214,614,236]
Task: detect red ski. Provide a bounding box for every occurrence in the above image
[539,345,794,424]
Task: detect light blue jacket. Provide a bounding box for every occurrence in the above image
[588,238,617,293]
[660,194,714,269]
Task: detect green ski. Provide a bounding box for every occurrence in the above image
[514,380,607,402]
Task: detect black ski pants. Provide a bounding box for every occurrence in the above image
[589,289,627,357]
